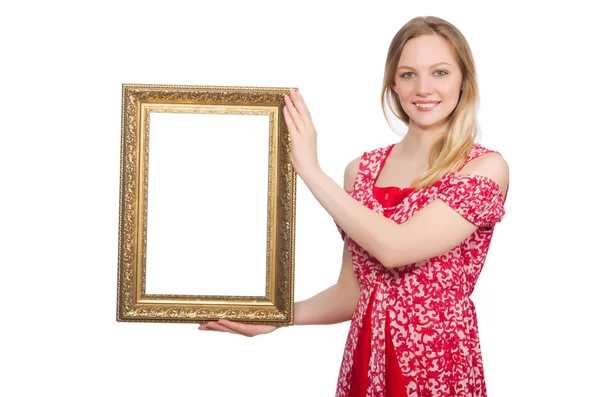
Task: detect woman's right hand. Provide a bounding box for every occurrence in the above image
[198,319,281,337]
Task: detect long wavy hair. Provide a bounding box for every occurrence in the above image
[381,16,480,189]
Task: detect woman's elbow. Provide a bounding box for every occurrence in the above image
[381,258,405,269]
[380,238,422,269]
[377,247,408,269]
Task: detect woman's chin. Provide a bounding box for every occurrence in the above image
[406,112,453,131]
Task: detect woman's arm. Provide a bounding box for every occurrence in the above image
[294,239,360,325]
[200,243,360,335]
[294,156,361,325]
[283,90,509,269]
[199,233,360,333]
[299,153,508,269]
[199,161,361,335]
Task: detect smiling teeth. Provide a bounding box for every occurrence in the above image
[415,103,437,108]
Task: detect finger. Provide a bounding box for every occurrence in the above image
[202,321,226,332]
[283,106,299,138]
[213,320,246,335]
[198,323,219,331]
[217,319,256,336]
[284,94,304,131]
[284,95,302,130]
[203,321,242,335]
[289,89,313,121]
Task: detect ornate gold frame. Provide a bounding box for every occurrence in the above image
[117,84,296,324]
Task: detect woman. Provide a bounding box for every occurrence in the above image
[199,16,509,397]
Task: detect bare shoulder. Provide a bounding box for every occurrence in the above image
[344,156,362,191]
[460,150,510,195]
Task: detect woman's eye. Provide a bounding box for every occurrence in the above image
[401,70,447,78]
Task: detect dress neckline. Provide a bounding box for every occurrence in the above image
[371,143,417,211]
[372,143,410,190]
[372,142,485,190]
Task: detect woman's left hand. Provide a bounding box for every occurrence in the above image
[283,89,321,178]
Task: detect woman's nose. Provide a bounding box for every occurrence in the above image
[417,76,434,95]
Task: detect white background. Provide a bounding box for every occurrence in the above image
[1,1,598,396]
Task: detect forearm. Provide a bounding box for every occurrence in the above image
[293,282,360,325]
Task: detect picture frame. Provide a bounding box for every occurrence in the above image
[116,84,296,325]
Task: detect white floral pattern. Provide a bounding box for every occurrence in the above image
[335,143,508,397]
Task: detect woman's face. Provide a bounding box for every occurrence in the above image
[391,34,463,131]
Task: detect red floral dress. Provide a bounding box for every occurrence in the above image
[335,143,508,397]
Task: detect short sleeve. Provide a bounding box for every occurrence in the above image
[436,173,506,228]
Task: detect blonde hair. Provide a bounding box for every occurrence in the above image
[381,16,479,189]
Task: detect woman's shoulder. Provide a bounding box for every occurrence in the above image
[463,142,508,171]
[456,143,510,197]
[458,143,508,174]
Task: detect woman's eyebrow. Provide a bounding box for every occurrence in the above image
[396,62,452,70]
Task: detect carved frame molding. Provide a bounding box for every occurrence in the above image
[117,84,296,324]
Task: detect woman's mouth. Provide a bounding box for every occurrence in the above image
[413,102,440,112]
